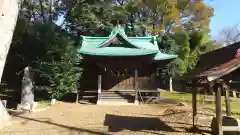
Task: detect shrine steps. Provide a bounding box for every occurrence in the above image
[100,91,135,103]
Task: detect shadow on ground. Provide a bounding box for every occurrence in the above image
[58,93,78,103]
[103,114,177,133]
[129,109,212,135]
[6,106,213,135]
[185,126,212,135]
[10,114,110,135]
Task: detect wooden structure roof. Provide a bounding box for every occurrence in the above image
[183,42,240,81]
[78,25,177,60]
[187,42,240,135]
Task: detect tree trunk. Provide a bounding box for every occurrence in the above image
[0,99,11,128]
[0,0,20,129]
[48,0,54,24]
[0,0,19,81]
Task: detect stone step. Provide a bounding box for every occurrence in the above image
[101,92,134,95]
[99,101,135,105]
[101,91,134,93]
[81,95,97,98]
[101,93,133,96]
[101,91,134,102]
[99,99,134,105]
[101,98,128,101]
[101,91,134,94]
[101,97,134,100]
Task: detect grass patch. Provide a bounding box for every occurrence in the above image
[160,90,192,102]
[203,99,240,115]
[37,100,51,109]
[160,89,240,117]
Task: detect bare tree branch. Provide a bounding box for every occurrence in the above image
[39,0,46,23]
[218,24,240,45]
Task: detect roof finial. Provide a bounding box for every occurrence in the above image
[117,20,123,27]
[109,20,126,37]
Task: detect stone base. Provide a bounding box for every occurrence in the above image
[17,102,38,112]
[98,101,135,105]
[17,103,30,110]
[1,100,7,108]
[211,116,240,135]
[51,99,56,105]
[134,100,139,105]
[97,100,102,105]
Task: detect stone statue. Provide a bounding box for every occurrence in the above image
[19,66,34,109]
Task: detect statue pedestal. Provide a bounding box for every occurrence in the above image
[51,99,56,105]
[17,102,38,112]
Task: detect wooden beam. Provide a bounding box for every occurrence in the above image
[224,83,231,116]
[134,68,139,105]
[97,74,102,104]
[192,86,197,127]
[208,81,215,104]
[215,83,223,135]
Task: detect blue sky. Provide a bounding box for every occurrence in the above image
[205,0,240,40]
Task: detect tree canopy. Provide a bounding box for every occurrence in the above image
[1,0,220,98]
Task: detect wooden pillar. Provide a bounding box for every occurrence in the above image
[232,90,237,98]
[97,74,102,104]
[215,82,223,135]
[169,77,173,92]
[134,68,139,105]
[75,91,79,103]
[223,83,231,116]
[209,81,215,104]
[192,83,197,127]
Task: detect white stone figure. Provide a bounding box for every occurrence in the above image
[18,66,35,110]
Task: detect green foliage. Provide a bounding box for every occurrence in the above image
[7,2,82,99]
[35,25,82,99]
[160,29,204,77]
[62,0,215,79]
[189,31,204,51]
[5,0,217,99]
[39,44,82,99]
[199,33,223,53]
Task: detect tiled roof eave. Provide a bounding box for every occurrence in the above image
[78,49,159,56]
[197,57,240,81]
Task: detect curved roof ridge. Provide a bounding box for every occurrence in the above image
[96,31,143,49]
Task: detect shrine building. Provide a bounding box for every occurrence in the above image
[77,25,177,104]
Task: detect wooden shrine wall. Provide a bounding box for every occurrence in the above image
[102,68,135,90]
[80,67,159,91]
[137,66,160,90]
[101,67,159,91]
[79,56,161,91]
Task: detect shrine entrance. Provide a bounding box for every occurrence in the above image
[102,67,135,91]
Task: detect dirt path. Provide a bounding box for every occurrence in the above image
[1,101,212,135]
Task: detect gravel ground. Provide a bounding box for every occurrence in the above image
[1,101,213,135]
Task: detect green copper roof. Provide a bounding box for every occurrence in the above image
[78,47,159,56]
[154,51,178,60]
[78,25,177,60]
